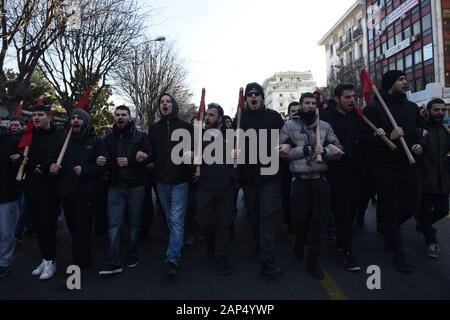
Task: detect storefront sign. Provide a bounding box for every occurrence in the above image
[386,0,419,26]
[384,38,411,58]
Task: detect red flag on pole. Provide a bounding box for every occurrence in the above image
[75,86,93,112]
[196,88,206,121]
[36,97,45,106]
[18,118,34,152]
[235,88,245,118]
[314,91,323,112]
[360,68,373,105]
[15,100,23,119]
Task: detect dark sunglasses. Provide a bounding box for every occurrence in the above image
[246,91,261,97]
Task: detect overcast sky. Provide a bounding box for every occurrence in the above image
[129,0,357,115]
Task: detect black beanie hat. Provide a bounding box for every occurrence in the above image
[245,82,264,100]
[382,70,405,91]
[71,108,91,128]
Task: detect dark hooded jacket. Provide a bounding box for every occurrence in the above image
[321,104,362,168]
[148,93,194,185]
[104,121,152,188]
[234,105,285,185]
[418,119,450,194]
[359,88,426,168]
[23,124,64,199]
[0,128,19,203]
[56,127,109,196]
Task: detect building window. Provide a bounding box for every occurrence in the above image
[425,73,435,85]
[405,54,413,69]
[348,51,353,63]
[359,44,363,59]
[280,103,283,107]
[389,62,396,71]
[414,49,422,65]
[280,78,283,82]
[411,5,420,15]
[395,32,402,44]
[423,43,433,61]
[415,78,424,91]
[403,27,411,40]
[413,21,421,36]
[388,37,395,49]
[422,14,431,31]
[279,94,283,97]
[370,50,375,62]
[396,57,404,71]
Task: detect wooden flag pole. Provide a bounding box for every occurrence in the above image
[372,85,416,164]
[56,127,73,166]
[234,88,244,169]
[16,146,29,181]
[195,113,203,177]
[315,108,323,163]
[360,115,398,150]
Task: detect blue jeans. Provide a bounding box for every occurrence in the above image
[156,183,189,265]
[0,201,19,267]
[107,186,145,266]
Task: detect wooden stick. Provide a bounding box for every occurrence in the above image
[360,115,398,150]
[234,109,242,169]
[372,85,416,164]
[195,113,203,177]
[315,109,323,163]
[56,127,72,166]
[16,146,29,181]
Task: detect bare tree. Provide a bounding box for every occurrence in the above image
[115,40,191,129]
[0,0,74,111]
[38,0,144,112]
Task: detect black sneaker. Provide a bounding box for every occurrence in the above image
[251,249,260,263]
[215,257,231,276]
[306,256,325,280]
[0,266,10,278]
[343,251,361,272]
[126,257,139,268]
[98,264,123,275]
[165,261,178,278]
[260,259,283,275]
[393,254,412,274]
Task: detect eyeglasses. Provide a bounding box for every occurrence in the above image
[246,91,261,97]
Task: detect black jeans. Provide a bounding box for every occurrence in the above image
[290,177,331,254]
[27,196,59,260]
[328,167,359,251]
[61,193,96,268]
[195,190,235,258]
[243,180,281,262]
[373,167,421,254]
[418,193,449,244]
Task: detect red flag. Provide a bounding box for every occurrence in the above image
[15,100,23,118]
[196,88,206,121]
[235,88,245,118]
[18,118,34,152]
[36,97,45,106]
[75,86,93,112]
[360,69,373,105]
[353,104,364,118]
[314,91,323,112]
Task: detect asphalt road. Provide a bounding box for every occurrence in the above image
[1,192,450,300]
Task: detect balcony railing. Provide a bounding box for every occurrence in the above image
[353,26,363,40]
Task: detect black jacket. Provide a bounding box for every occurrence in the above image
[23,125,64,199]
[197,128,237,193]
[104,122,152,188]
[0,131,19,203]
[321,105,362,168]
[359,89,425,168]
[149,117,193,185]
[57,127,109,196]
[234,107,284,186]
[418,121,450,194]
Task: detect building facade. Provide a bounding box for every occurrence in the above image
[262,71,316,116]
[366,0,450,105]
[318,0,368,82]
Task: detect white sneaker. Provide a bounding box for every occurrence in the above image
[39,260,57,280]
[31,260,45,276]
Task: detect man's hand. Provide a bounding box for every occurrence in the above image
[49,164,60,175]
[313,146,324,157]
[73,166,82,176]
[136,151,148,163]
[374,128,386,137]
[117,157,128,167]
[279,144,291,156]
[327,144,345,156]
[96,156,107,166]
[390,127,404,141]
[411,144,423,155]
[10,154,21,162]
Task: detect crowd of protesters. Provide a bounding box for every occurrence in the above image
[0,70,449,282]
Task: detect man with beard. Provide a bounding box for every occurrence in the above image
[50,109,108,269]
[8,119,22,138]
[99,105,152,275]
[360,70,425,273]
[193,103,236,276]
[417,98,450,258]
[149,93,193,278]
[279,92,344,280]
[320,84,362,272]
[236,82,285,275]
[20,105,64,280]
